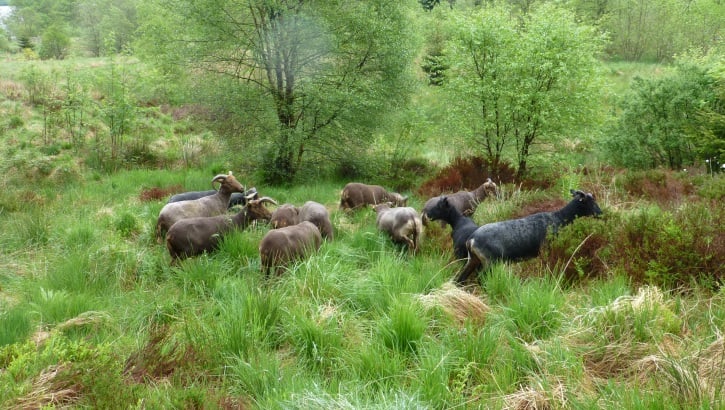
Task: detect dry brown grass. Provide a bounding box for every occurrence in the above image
[417,282,490,326]
[501,381,567,410]
[14,363,82,409]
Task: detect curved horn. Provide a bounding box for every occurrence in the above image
[258,197,279,206]
[211,173,229,189]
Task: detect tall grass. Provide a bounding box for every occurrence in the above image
[0,162,723,408]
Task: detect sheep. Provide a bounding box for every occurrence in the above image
[270,204,299,229]
[373,203,423,253]
[259,221,322,277]
[165,197,278,261]
[167,187,259,208]
[452,189,602,285]
[156,172,246,239]
[298,201,335,240]
[270,201,334,240]
[421,178,498,226]
[339,182,407,210]
[424,196,480,261]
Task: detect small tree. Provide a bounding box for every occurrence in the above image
[604,57,723,170]
[38,23,70,59]
[446,4,604,177]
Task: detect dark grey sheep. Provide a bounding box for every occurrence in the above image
[424,196,480,260]
[453,189,602,285]
[165,197,278,261]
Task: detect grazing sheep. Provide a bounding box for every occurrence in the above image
[270,204,299,229]
[424,196,480,260]
[168,187,259,208]
[339,182,407,210]
[156,172,246,239]
[374,203,423,253]
[259,221,322,277]
[299,201,334,240]
[270,201,334,240]
[166,197,278,261]
[453,189,602,285]
[421,178,498,226]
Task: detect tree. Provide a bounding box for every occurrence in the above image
[38,23,70,59]
[604,55,723,170]
[137,0,419,184]
[446,3,604,177]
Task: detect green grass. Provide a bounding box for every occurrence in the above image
[0,57,723,407]
[0,161,722,409]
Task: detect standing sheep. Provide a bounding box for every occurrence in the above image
[424,196,480,260]
[421,178,498,226]
[270,201,334,240]
[259,221,323,277]
[373,203,423,253]
[167,187,259,208]
[165,197,278,261]
[339,183,407,210]
[453,189,602,285]
[156,172,246,239]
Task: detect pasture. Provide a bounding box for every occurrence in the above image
[1,163,723,408]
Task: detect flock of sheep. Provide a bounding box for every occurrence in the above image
[155,172,602,285]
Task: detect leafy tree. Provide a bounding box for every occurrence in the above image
[137,0,419,183]
[445,3,604,176]
[604,55,724,170]
[570,0,724,62]
[38,23,70,59]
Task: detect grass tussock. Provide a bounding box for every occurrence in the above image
[417,281,490,326]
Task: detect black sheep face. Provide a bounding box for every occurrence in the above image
[425,196,454,221]
[570,189,602,217]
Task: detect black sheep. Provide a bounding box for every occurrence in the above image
[454,189,602,285]
[424,196,480,261]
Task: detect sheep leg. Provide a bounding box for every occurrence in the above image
[454,256,480,284]
[454,238,482,284]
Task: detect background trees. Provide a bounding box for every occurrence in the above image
[444,4,605,177]
[137,0,419,184]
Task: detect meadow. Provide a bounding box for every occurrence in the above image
[0,56,724,409]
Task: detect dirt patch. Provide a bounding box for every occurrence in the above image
[139,184,184,202]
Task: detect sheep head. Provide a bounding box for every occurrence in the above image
[211,172,245,195]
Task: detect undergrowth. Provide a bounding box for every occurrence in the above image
[0,166,723,408]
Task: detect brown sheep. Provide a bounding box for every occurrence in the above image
[259,221,323,277]
[270,201,334,240]
[421,178,498,226]
[165,197,278,262]
[339,182,407,210]
[373,203,423,253]
[156,172,246,239]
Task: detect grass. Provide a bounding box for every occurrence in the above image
[0,164,722,409]
[0,57,724,407]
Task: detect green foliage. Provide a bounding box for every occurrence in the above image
[604,59,718,170]
[445,3,605,176]
[137,0,421,184]
[38,23,70,60]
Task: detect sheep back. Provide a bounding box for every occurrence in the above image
[375,205,422,252]
[259,221,322,276]
[270,204,300,229]
[299,201,334,240]
[340,183,407,210]
[166,214,235,260]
